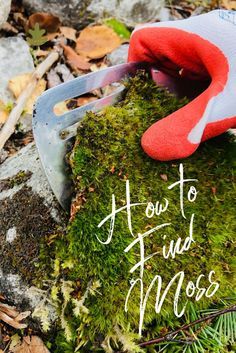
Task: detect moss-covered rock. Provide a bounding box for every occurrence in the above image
[51,73,235,352]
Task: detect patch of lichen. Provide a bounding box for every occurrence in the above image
[0,170,32,192]
[52,73,235,351]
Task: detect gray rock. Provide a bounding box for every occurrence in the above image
[0,271,57,327]
[23,0,94,30]
[88,0,165,27]
[0,37,34,104]
[0,0,11,27]
[0,143,65,324]
[22,0,165,29]
[0,143,60,212]
[107,44,129,66]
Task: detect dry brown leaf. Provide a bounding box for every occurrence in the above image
[222,0,236,9]
[160,174,168,182]
[46,32,59,41]
[28,12,60,33]
[62,44,91,71]
[76,25,122,59]
[8,73,46,114]
[1,22,18,34]
[0,110,9,124]
[10,334,21,351]
[90,62,108,72]
[0,311,27,329]
[59,26,77,41]
[0,302,19,318]
[0,302,30,329]
[0,101,10,124]
[35,49,50,57]
[77,96,97,106]
[15,311,31,322]
[11,336,50,353]
[13,12,28,29]
[53,101,69,116]
[26,78,46,114]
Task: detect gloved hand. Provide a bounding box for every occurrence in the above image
[128,10,236,161]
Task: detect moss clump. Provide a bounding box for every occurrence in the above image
[52,73,235,352]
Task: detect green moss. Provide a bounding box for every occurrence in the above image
[0,170,32,191]
[51,73,235,352]
[104,18,131,39]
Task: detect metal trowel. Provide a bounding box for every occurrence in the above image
[33,62,208,211]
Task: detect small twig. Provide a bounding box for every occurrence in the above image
[139,304,236,348]
[0,51,59,151]
[115,304,236,352]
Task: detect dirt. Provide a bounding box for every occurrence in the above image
[0,185,65,284]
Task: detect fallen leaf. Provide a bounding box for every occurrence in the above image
[0,110,9,124]
[8,74,32,98]
[35,49,49,57]
[110,166,116,174]
[90,62,108,72]
[211,187,217,195]
[62,44,91,71]
[0,302,19,317]
[53,101,69,116]
[1,22,18,34]
[160,174,168,182]
[13,12,28,29]
[77,96,97,106]
[11,336,50,353]
[76,25,122,59]
[222,0,236,9]
[25,78,46,114]
[3,335,10,342]
[9,334,21,351]
[15,311,31,322]
[0,302,30,329]
[46,32,58,41]
[28,12,60,33]
[8,73,46,114]
[60,26,77,41]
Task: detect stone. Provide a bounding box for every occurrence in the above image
[107,44,129,66]
[88,0,165,27]
[22,0,93,30]
[5,226,18,243]
[22,0,165,29]
[0,0,11,28]
[0,143,65,323]
[0,37,34,104]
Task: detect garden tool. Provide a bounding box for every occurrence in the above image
[33,62,205,211]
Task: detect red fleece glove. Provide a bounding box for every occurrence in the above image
[128,10,236,161]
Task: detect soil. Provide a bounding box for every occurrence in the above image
[0,185,65,284]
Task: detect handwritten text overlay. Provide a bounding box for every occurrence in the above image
[96,164,219,335]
